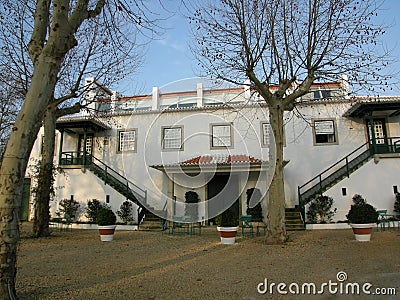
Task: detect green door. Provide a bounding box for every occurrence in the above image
[20,178,31,221]
[367,118,389,154]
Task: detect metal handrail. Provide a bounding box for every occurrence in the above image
[60,151,147,203]
[298,141,371,194]
[298,136,400,213]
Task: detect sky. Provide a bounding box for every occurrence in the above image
[116,0,400,96]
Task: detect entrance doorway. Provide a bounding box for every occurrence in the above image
[207,174,239,225]
[78,134,93,155]
[366,118,388,153]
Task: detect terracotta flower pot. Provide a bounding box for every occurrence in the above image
[350,223,374,241]
[98,225,117,242]
[217,226,239,244]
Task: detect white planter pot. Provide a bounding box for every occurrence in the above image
[350,223,375,242]
[98,225,117,242]
[217,226,239,244]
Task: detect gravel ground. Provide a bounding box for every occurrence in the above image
[16,223,400,299]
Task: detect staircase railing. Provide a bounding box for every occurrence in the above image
[59,151,148,217]
[298,136,400,220]
[298,141,372,219]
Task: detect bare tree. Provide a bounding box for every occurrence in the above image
[190,0,393,244]
[0,0,163,298]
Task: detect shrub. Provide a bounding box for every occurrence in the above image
[185,191,199,221]
[85,199,107,223]
[346,194,378,224]
[96,207,117,226]
[307,195,337,223]
[57,198,80,220]
[246,188,263,221]
[117,201,134,224]
[217,206,239,227]
[394,193,400,213]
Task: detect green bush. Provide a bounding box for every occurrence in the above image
[57,198,80,220]
[307,195,337,223]
[185,191,199,221]
[117,201,134,224]
[96,207,117,226]
[246,188,263,221]
[394,193,400,213]
[346,194,378,224]
[85,199,107,223]
[219,206,239,227]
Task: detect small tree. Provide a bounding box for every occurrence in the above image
[394,193,400,213]
[346,194,378,224]
[307,195,337,224]
[117,201,134,224]
[185,191,200,221]
[85,199,107,224]
[246,188,263,221]
[57,198,80,221]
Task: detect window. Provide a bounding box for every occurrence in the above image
[118,130,137,152]
[162,126,183,150]
[211,124,232,148]
[313,119,338,145]
[261,122,270,147]
[313,90,332,99]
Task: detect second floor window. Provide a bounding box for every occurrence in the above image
[261,122,270,147]
[118,130,137,152]
[313,119,338,145]
[211,124,232,148]
[162,126,183,150]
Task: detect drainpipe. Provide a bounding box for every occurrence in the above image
[82,130,87,168]
[58,129,64,165]
[369,118,377,154]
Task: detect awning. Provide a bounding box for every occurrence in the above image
[343,98,400,118]
[56,116,111,134]
[150,154,273,173]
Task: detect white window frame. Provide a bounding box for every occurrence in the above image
[261,122,270,147]
[210,123,233,149]
[118,129,137,152]
[312,119,338,146]
[162,126,183,151]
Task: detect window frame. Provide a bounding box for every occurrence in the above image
[312,118,338,146]
[161,126,184,151]
[117,129,137,153]
[210,123,233,149]
[261,122,270,148]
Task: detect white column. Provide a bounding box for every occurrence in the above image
[197,82,203,107]
[152,86,159,110]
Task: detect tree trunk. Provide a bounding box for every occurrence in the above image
[32,102,81,238]
[33,104,57,238]
[0,55,61,299]
[266,102,288,244]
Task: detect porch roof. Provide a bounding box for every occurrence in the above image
[56,116,111,134]
[343,97,400,118]
[150,154,272,173]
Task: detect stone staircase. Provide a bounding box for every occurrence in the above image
[138,210,167,231]
[285,208,305,231]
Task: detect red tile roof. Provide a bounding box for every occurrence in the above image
[179,154,262,165]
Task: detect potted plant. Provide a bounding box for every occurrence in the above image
[97,206,117,242]
[346,194,378,241]
[185,191,199,221]
[217,207,239,244]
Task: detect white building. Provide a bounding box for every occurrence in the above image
[24,78,400,227]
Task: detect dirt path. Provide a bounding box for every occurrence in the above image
[16,224,400,299]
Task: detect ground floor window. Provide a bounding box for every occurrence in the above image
[312,119,338,145]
